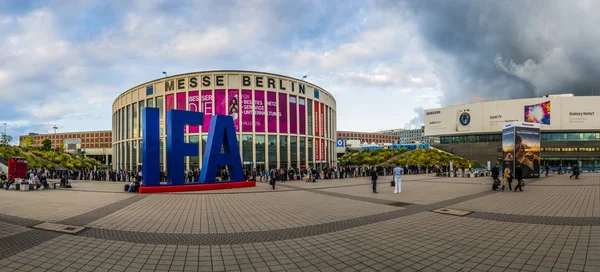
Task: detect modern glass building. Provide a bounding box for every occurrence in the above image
[112,70,337,172]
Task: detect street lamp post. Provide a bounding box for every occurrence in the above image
[162,71,167,77]
[53,125,58,152]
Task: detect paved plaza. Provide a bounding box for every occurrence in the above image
[1,173,600,271]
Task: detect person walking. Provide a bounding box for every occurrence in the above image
[270,168,276,190]
[393,164,403,194]
[514,165,524,192]
[491,163,500,191]
[502,164,511,191]
[570,163,580,179]
[371,166,378,193]
[545,164,550,177]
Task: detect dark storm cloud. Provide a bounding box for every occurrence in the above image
[386,0,600,106]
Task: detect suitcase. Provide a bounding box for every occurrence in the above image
[124,184,130,192]
[391,180,395,187]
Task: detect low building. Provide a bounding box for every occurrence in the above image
[19,130,112,165]
[378,126,439,144]
[337,131,400,147]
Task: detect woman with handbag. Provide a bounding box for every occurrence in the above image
[502,164,511,191]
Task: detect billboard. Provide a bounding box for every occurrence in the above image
[227,90,240,132]
[425,96,600,136]
[278,93,288,133]
[267,91,277,133]
[201,90,213,133]
[514,123,541,178]
[502,123,514,167]
[188,91,200,133]
[289,95,297,134]
[524,101,550,124]
[254,90,265,132]
[241,90,253,132]
[298,98,306,135]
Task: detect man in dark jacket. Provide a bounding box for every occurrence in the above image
[371,166,378,193]
[514,165,524,191]
[491,163,500,191]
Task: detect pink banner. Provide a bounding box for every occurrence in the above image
[165,94,174,135]
[188,91,200,133]
[176,92,186,133]
[289,95,297,134]
[215,90,226,116]
[267,91,277,133]
[227,89,240,132]
[201,90,213,133]
[241,90,253,132]
[320,103,325,137]
[314,100,319,136]
[278,93,287,133]
[299,98,306,135]
[254,90,265,132]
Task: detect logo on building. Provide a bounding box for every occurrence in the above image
[336,139,345,147]
[426,110,441,115]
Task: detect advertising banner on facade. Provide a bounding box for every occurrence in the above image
[315,138,320,162]
[289,95,297,134]
[201,90,213,133]
[176,92,187,133]
[502,123,515,174]
[514,123,541,178]
[267,91,277,133]
[425,96,600,136]
[165,94,174,135]
[227,90,240,132]
[314,101,320,136]
[299,97,306,135]
[214,90,226,116]
[188,91,200,133]
[241,90,253,132]
[524,101,550,125]
[278,93,288,133]
[320,139,325,161]
[254,90,265,132]
[320,103,325,137]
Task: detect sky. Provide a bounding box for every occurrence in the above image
[1,0,600,144]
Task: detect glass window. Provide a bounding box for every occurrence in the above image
[300,137,306,167]
[138,139,142,164]
[138,101,144,138]
[147,98,154,108]
[280,135,288,169]
[308,138,313,165]
[268,136,277,170]
[307,99,313,136]
[160,138,164,171]
[132,103,138,138]
[325,106,328,139]
[256,135,265,166]
[242,135,253,164]
[189,136,200,170]
[290,136,297,168]
[132,140,137,171]
[156,96,164,135]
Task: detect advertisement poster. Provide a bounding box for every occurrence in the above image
[289,95,297,134]
[299,98,306,135]
[315,138,320,162]
[321,139,326,161]
[514,124,541,178]
[502,123,515,174]
[201,90,213,133]
[214,90,226,116]
[524,101,550,125]
[228,90,240,132]
[241,90,253,132]
[188,91,200,133]
[165,94,174,135]
[254,90,265,132]
[176,93,186,133]
[314,101,320,136]
[278,93,288,133]
[320,103,325,137]
[267,92,277,133]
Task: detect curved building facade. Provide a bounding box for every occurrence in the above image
[112,71,337,172]
[424,95,600,167]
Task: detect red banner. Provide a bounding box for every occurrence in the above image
[320,103,325,137]
[314,100,319,136]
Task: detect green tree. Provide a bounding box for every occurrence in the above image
[0,133,12,146]
[42,138,52,150]
[20,136,33,148]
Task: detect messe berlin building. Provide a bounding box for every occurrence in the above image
[112,70,337,172]
[424,95,600,167]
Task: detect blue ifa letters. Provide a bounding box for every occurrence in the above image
[142,108,245,186]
